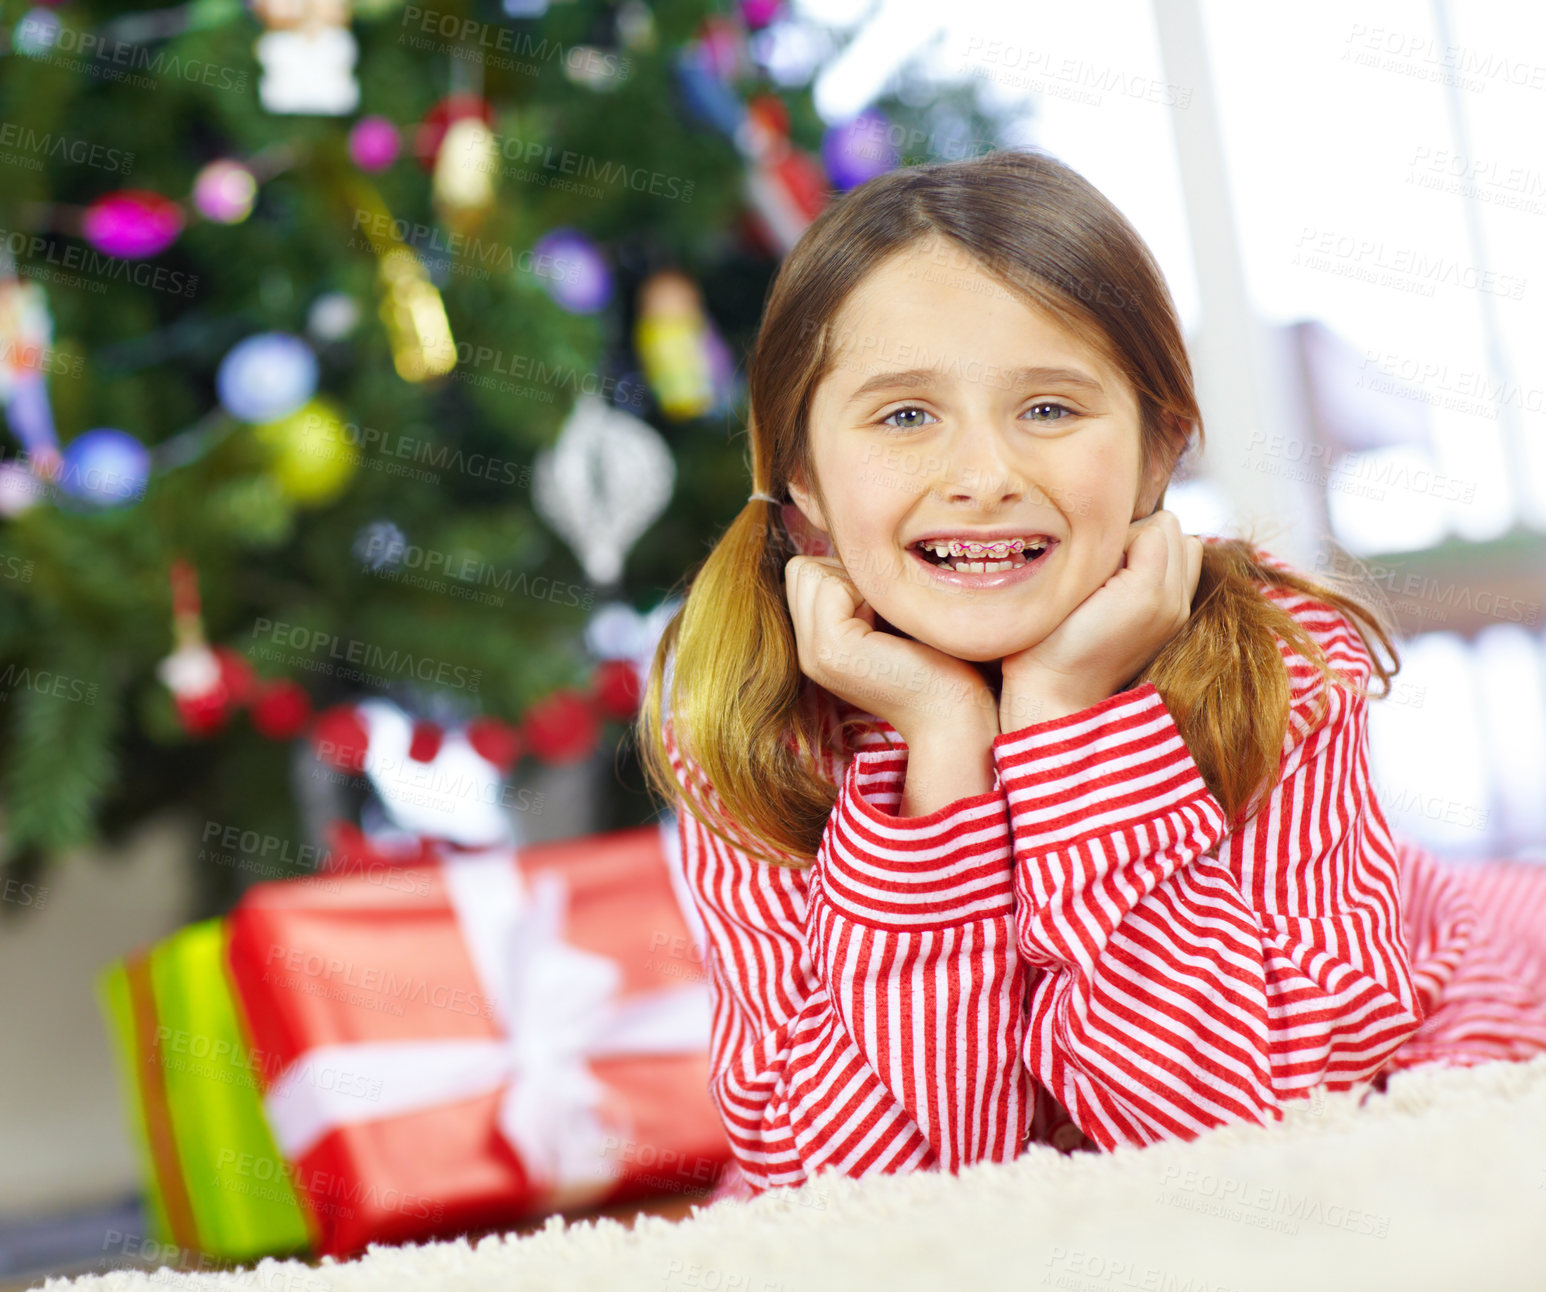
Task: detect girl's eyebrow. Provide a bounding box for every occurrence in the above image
[842,364,1105,406]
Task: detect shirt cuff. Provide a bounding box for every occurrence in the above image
[814,747,1015,931]
[991,681,1225,851]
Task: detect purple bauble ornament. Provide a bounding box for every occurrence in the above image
[822,110,900,191]
[349,116,402,172]
[531,228,612,314]
[704,327,735,412]
[59,428,150,507]
[82,190,185,259]
[5,375,59,460]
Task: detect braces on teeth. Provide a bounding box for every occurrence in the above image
[918,537,1050,559]
[913,536,1052,574]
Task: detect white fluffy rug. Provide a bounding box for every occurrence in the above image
[40,1056,1546,1292]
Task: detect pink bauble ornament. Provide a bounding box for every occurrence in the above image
[348,115,401,171]
[739,0,782,27]
[0,461,45,517]
[193,160,258,224]
[82,190,185,259]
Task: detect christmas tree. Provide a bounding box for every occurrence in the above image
[0,0,1011,911]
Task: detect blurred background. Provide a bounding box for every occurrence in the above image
[0,0,1542,1283]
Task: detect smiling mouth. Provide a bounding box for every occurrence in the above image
[908,536,1055,574]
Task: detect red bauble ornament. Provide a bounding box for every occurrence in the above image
[175,688,234,738]
[213,647,257,708]
[746,93,790,143]
[773,150,828,218]
[250,679,314,740]
[594,658,643,721]
[312,703,370,774]
[408,720,444,764]
[466,716,522,772]
[416,94,495,170]
[521,689,601,765]
[171,647,257,737]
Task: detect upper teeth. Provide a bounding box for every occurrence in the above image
[919,537,1049,559]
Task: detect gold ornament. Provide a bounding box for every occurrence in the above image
[254,397,359,506]
[377,248,457,382]
[344,184,456,382]
[321,158,456,382]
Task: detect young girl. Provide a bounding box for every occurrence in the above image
[637,149,1546,1196]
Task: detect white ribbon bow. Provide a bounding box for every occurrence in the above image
[261,831,711,1199]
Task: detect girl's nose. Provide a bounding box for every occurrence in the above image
[938,425,1027,507]
[942,466,1024,507]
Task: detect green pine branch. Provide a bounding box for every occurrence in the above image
[1,636,121,860]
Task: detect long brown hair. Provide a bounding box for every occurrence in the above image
[637,148,1399,867]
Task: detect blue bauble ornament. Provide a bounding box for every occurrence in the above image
[12,9,61,57]
[59,428,150,507]
[354,519,408,571]
[217,332,319,423]
[673,49,747,140]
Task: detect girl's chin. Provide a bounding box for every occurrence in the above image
[873,610,1044,663]
[883,624,1040,664]
[931,642,1025,664]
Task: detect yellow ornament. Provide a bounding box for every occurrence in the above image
[433,116,498,234]
[634,271,713,421]
[254,398,359,506]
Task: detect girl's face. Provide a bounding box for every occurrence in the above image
[789,235,1167,665]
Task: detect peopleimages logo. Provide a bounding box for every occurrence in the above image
[481,133,694,202]
[0,227,199,297]
[0,663,100,705]
[11,15,249,91]
[350,209,582,282]
[0,336,86,381]
[261,943,495,1021]
[397,5,631,82]
[248,620,483,694]
[0,121,135,173]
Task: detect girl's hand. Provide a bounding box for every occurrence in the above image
[1000,511,1204,729]
[784,555,997,747]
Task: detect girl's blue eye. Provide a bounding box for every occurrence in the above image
[879,402,1075,429]
[881,406,937,429]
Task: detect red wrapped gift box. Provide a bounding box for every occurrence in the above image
[225,820,732,1257]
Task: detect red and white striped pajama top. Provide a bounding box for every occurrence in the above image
[664,543,1546,1198]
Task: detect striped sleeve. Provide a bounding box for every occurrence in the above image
[1383,845,1546,1069]
[993,604,1423,1150]
[665,722,1027,1193]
